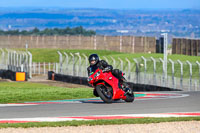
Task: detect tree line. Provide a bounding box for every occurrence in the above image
[0,26,96,36]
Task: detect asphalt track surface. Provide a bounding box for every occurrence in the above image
[0,91,200,119]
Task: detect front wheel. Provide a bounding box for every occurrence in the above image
[96,84,113,103]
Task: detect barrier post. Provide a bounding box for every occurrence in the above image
[25,52,28,73]
[27,51,32,78]
[56,63,58,73]
[70,53,75,76]
[196,61,200,89]
[125,58,131,81]
[21,64,24,72]
[75,53,82,77]
[82,53,88,77]
[194,80,198,91]
[19,53,22,67]
[0,49,5,69]
[57,51,63,74]
[151,57,157,85]
[159,58,165,87]
[13,51,16,67]
[33,62,36,74]
[43,62,45,74]
[133,58,139,84]
[38,62,41,74]
[6,50,9,66]
[16,53,19,68]
[8,50,12,67]
[22,53,25,65]
[64,52,69,74]
[11,51,13,68]
[177,60,183,90]
[141,56,147,84]
[186,60,192,91]
[13,51,16,71]
[169,59,175,89]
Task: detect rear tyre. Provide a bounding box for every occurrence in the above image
[125,90,134,102]
[96,84,113,103]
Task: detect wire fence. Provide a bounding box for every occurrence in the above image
[1,48,200,91]
[55,51,200,91]
[0,48,32,77]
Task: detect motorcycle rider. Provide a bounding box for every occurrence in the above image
[87,54,129,96]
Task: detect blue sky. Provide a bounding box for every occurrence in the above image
[0,0,199,9]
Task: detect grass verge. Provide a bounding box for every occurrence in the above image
[0,82,93,103]
[0,117,200,128]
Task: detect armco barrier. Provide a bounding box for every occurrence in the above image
[0,69,28,81]
[48,71,181,91]
[0,70,3,78]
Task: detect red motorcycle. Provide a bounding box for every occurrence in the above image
[88,68,134,103]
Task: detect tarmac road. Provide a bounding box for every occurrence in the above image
[0,91,200,119]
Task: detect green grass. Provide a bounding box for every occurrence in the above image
[15,48,200,63]
[16,49,122,63]
[0,82,94,103]
[0,117,200,128]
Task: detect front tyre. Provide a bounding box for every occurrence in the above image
[96,84,113,103]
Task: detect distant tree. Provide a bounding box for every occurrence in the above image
[63,27,71,35]
[20,30,28,35]
[31,27,40,34]
[0,30,4,35]
[0,26,96,36]
[6,30,19,35]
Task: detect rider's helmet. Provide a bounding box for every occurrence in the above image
[88,54,99,66]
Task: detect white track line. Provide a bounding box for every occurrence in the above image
[0,112,200,123]
[0,104,37,107]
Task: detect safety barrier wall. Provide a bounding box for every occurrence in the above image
[0,69,28,81]
[0,35,156,53]
[172,38,200,56]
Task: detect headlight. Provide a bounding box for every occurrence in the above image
[94,71,100,78]
[87,77,93,82]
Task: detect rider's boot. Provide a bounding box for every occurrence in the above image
[120,77,128,89]
[120,77,133,95]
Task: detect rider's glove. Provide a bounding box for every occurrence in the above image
[102,67,111,72]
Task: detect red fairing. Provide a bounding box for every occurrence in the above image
[88,69,126,100]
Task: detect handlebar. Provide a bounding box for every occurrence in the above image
[102,67,111,73]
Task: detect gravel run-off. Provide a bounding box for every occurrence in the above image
[0,121,200,133]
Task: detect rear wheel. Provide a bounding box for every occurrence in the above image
[96,84,113,103]
[125,89,134,102]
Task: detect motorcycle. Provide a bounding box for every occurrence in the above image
[88,68,134,103]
